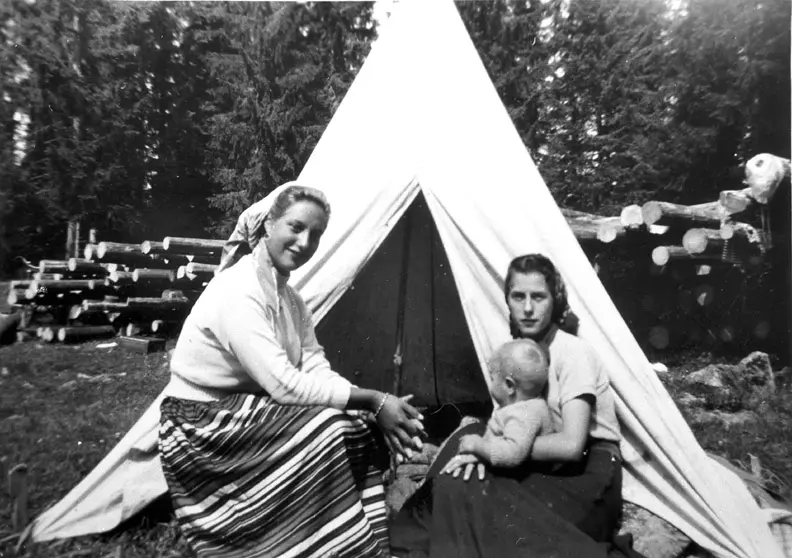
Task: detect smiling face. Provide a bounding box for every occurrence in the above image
[507,271,554,340]
[264,200,328,275]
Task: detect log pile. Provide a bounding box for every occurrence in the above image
[605,153,791,352]
[6,153,787,351]
[8,235,223,345]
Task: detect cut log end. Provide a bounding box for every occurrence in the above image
[648,326,670,350]
[642,202,663,227]
[652,246,670,266]
[682,228,723,255]
[694,284,714,307]
[620,204,644,228]
[596,223,620,243]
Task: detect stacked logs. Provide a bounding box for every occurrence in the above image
[8,236,224,344]
[613,153,791,351]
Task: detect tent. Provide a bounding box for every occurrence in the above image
[27,1,785,556]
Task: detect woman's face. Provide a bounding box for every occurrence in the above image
[507,271,554,339]
[265,200,328,274]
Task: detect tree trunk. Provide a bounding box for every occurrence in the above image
[66,219,78,260]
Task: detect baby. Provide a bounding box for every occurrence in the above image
[446,338,552,472]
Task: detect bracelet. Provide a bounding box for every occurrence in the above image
[373,393,390,419]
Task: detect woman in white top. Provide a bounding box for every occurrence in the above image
[159,185,425,558]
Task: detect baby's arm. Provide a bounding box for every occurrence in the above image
[460,400,549,468]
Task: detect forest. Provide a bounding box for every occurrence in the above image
[0,0,789,270]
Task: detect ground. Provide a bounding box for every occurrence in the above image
[0,337,790,557]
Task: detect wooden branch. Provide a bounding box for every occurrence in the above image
[7,289,28,306]
[682,228,724,255]
[32,273,63,281]
[82,300,129,313]
[83,243,98,261]
[32,279,97,291]
[24,280,98,303]
[568,222,599,241]
[596,221,625,243]
[119,335,167,354]
[67,258,108,276]
[184,254,220,264]
[719,222,765,245]
[97,242,146,260]
[38,260,75,274]
[719,188,754,215]
[150,319,173,334]
[132,269,175,283]
[57,325,116,343]
[642,201,725,228]
[124,323,147,337]
[651,246,722,266]
[652,246,685,266]
[185,262,218,276]
[162,237,225,257]
[140,240,165,255]
[161,289,186,301]
[8,463,29,531]
[107,271,135,285]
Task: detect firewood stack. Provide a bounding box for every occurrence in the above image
[7,153,787,350]
[612,153,791,352]
[640,153,790,268]
[8,236,224,344]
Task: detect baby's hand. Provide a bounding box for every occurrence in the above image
[458,434,482,455]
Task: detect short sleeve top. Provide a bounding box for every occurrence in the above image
[543,326,621,443]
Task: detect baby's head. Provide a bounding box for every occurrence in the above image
[488,339,549,406]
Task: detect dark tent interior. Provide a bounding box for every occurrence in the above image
[316,192,493,441]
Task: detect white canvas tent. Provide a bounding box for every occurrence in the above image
[27,1,786,556]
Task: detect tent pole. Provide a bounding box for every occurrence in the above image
[391,206,414,397]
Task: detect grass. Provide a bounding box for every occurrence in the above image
[0,341,790,557]
[0,339,195,558]
[658,349,792,500]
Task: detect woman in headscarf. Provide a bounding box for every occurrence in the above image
[160,184,425,558]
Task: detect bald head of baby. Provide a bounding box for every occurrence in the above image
[489,339,549,404]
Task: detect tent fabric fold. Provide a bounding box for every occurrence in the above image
[28,1,783,556]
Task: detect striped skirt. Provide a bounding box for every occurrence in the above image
[159,393,390,558]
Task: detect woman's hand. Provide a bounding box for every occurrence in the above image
[376,393,426,462]
[442,454,486,481]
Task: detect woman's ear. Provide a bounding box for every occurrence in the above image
[261,215,272,239]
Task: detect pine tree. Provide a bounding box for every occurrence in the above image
[204,2,376,237]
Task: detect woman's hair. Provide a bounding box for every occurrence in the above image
[504,254,571,337]
[268,185,331,222]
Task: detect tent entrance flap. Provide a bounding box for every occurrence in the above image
[315,192,490,408]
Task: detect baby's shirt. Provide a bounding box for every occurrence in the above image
[482,399,552,468]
